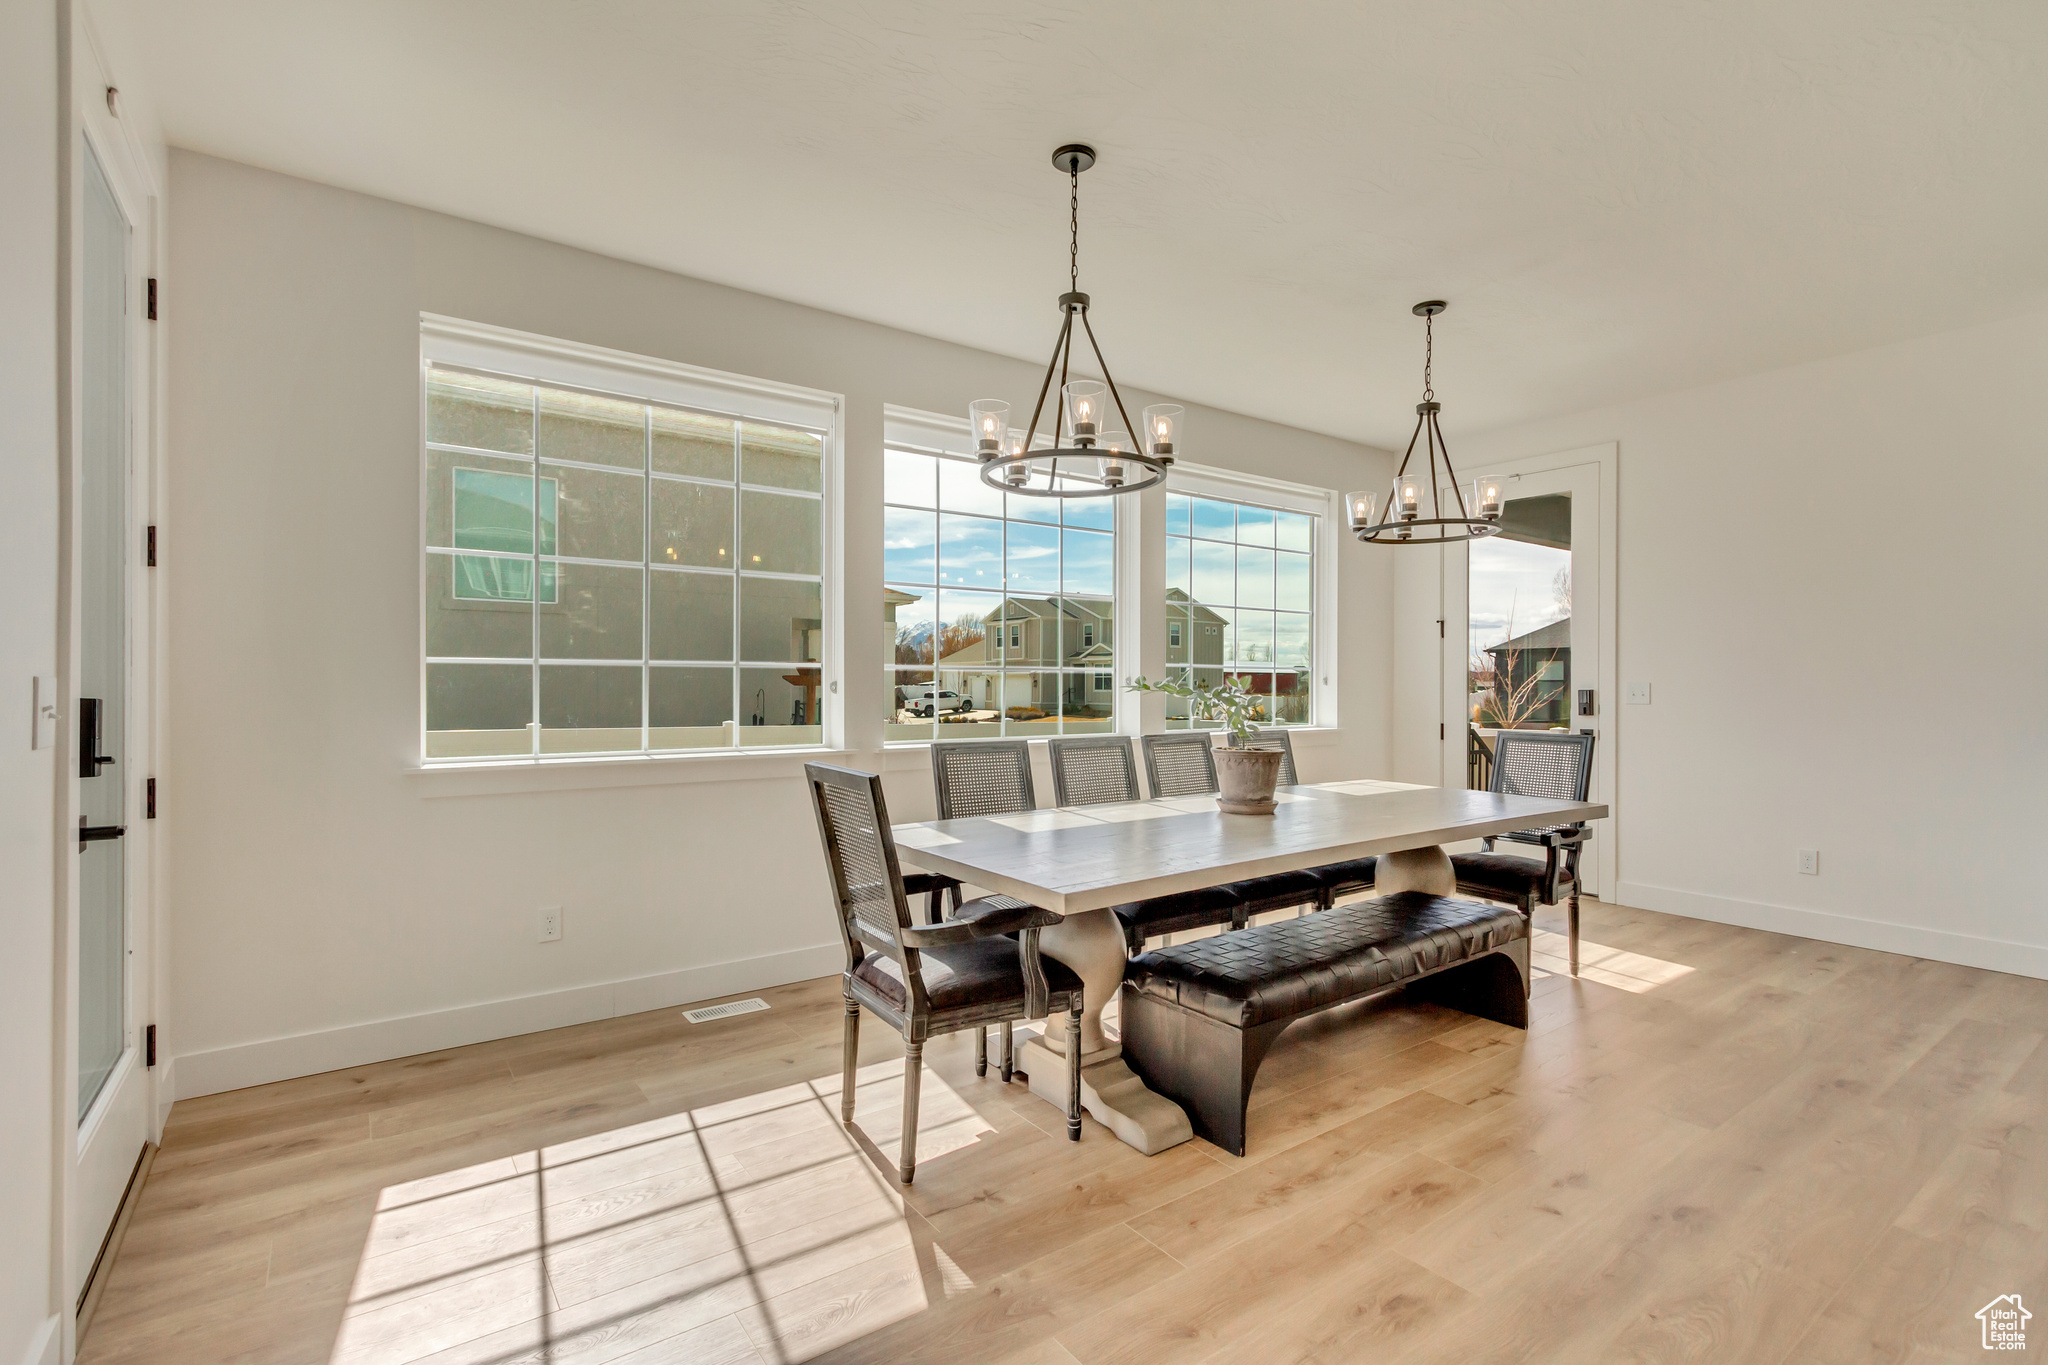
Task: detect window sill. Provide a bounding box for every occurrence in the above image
[878,726,1341,767]
[408,747,852,798]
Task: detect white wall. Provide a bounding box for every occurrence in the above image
[1,0,63,1359]
[163,152,1396,1098]
[1416,309,2048,976]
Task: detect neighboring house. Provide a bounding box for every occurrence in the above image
[1165,588,1228,671]
[936,597,1117,713]
[1482,616,1571,729]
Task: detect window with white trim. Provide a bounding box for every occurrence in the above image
[1166,488,1318,727]
[882,411,1117,742]
[421,322,836,760]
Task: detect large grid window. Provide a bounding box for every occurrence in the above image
[883,446,1116,742]
[423,362,827,760]
[1165,491,1315,727]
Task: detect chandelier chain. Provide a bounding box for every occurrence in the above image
[1422,310,1434,401]
[1069,168,1079,293]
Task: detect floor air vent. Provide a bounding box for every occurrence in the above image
[682,997,770,1024]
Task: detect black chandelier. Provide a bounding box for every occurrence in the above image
[971,145,1179,498]
[1347,301,1504,545]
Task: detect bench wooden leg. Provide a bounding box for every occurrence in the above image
[1408,942,1530,1030]
[1119,985,1289,1158]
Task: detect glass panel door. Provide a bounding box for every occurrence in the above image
[1465,492,1573,788]
[1443,462,1603,896]
[78,144,129,1120]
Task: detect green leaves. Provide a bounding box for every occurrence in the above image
[1125,674,1264,748]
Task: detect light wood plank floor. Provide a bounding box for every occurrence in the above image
[80,899,2048,1365]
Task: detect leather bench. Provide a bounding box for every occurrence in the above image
[1118,892,1531,1156]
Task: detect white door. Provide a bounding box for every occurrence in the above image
[1441,453,1615,897]
[72,137,152,1299]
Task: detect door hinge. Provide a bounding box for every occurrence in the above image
[147,524,157,567]
[145,1024,156,1068]
[147,277,157,321]
[146,777,156,819]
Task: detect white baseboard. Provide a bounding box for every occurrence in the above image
[171,941,845,1101]
[154,1058,176,1137]
[20,1315,59,1365]
[1614,881,2048,981]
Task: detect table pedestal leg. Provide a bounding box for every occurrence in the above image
[1016,908,1193,1155]
[1376,845,1456,896]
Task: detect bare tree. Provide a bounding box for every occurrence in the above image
[1472,594,1565,730]
[1552,565,1572,619]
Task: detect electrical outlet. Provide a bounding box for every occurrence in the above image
[538,907,563,942]
[1797,849,1819,876]
[1625,681,1651,705]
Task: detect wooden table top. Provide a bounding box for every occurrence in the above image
[892,779,1608,915]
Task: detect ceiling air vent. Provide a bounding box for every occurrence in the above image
[682,997,769,1024]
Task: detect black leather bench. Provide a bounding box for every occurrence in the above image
[1118,892,1530,1156]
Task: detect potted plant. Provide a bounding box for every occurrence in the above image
[1125,674,1282,814]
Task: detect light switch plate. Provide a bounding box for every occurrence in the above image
[33,676,57,750]
[1625,681,1651,705]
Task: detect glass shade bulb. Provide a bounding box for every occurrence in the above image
[1063,379,1106,445]
[1142,403,1182,458]
[1345,490,1376,531]
[1473,476,1504,520]
[1097,429,1130,488]
[968,399,1009,458]
[1393,474,1424,521]
[1003,459,1029,488]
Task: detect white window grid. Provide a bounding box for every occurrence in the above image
[882,444,1118,740]
[424,366,826,756]
[1166,489,1318,727]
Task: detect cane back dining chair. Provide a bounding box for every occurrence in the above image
[898,741,1033,933]
[1235,729,1380,903]
[1052,735,1246,951]
[1449,730,1596,973]
[807,763,1083,1183]
[1046,733,1140,809]
[928,739,1040,1078]
[1140,732,1327,931]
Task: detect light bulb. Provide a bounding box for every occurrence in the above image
[1345,491,1376,530]
[1474,476,1504,520]
[968,399,1008,458]
[1142,404,1182,459]
[1394,474,1423,519]
[1098,430,1130,487]
[1063,380,1106,445]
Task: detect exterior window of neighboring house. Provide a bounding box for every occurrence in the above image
[1094,672,1114,692]
[1166,489,1316,726]
[422,322,836,760]
[883,428,1116,741]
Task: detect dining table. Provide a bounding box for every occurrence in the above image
[891,777,1608,1154]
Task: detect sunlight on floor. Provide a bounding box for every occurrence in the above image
[330,1061,994,1364]
[1531,928,1695,993]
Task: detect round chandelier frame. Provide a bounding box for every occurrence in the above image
[1349,301,1504,546]
[976,146,1173,498]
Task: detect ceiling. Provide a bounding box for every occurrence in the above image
[94,0,2048,447]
